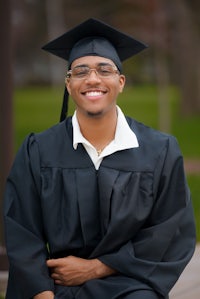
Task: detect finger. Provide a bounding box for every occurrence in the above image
[51,275,62,281]
[54,279,63,285]
[46,259,59,267]
[51,272,60,279]
[47,258,66,267]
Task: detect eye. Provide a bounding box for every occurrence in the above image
[98,65,113,76]
[73,67,89,78]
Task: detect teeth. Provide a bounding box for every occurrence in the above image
[86,91,103,96]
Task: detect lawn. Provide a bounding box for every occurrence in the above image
[13,85,200,240]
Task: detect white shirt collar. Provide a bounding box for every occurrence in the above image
[72,105,139,153]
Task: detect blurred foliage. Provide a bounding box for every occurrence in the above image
[187,175,200,241]
[14,85,200,157]
[10,0,200,115]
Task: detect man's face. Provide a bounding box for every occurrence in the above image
[66,56,125,118]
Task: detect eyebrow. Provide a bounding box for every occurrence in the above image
[73,62,115,69]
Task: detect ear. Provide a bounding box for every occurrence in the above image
[65,77,71,95]
[119,74,126,93]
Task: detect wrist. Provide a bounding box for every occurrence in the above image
[33,291,54,299]
[92,258,116,278]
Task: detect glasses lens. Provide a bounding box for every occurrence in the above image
[97,65,117,77]
[72,66,89,78]
[69,64,119,79]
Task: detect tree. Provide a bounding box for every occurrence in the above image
[0,0,13,269]
[170,0,200,115]
[44,0,66,85]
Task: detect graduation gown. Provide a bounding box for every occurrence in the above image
[4,117,196,299]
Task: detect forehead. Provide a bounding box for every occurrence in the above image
[71,55,116,67]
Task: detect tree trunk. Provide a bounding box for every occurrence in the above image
[153,0,171,133]
[155,51,171,133]
[45,0,66,85]
[0,0,13,269]
[172,0,200,116]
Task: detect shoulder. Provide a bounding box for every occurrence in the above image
[125,117,183,170]
[24,117,72,149]
[35,118,72,141]
[126,116,179,149]
[17,118,73,165]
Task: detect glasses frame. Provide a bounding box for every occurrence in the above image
[66,64,120,80]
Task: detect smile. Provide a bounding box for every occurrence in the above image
[85,91,104,97]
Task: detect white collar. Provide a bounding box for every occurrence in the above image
[72,106,139,153]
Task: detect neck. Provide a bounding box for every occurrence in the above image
[76,107,118,150]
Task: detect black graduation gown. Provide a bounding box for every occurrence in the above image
[4,117,196,299]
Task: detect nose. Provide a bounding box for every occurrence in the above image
[85,69,101,82]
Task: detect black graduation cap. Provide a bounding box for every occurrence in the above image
[42,18,148,122]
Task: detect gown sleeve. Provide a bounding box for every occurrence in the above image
[4,134,54,299]
[98,136,196,297]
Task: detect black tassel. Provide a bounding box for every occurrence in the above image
[60,87,69,122]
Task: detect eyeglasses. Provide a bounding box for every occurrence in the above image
[66,64,119,80]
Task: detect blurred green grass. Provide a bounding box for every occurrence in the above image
[14,85,200,240]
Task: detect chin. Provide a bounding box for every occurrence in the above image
[86,109,104,118]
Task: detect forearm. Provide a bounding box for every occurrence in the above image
[92,258,117,279]
[33,291,54,299]
[47,255,117,286]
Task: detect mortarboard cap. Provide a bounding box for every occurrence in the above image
[42,18,148,121]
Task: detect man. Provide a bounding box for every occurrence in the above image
[4,18,196,299]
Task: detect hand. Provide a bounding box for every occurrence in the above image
[33,291,54,299]
[46,255,116,286]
